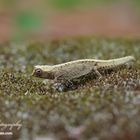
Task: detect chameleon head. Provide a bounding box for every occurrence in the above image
[32,65,54,79]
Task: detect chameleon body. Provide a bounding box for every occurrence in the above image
[32,56,135,81]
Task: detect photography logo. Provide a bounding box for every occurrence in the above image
[0,120,22,135]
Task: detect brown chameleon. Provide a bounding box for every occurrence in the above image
[32,56,135,83]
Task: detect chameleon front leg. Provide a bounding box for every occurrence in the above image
[54,77,73,88]
[53,75,74,91]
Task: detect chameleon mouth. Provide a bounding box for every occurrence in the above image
[31,71,41,77]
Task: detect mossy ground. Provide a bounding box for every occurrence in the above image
[0,37,140,140]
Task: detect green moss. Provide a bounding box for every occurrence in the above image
[0,37,140,139]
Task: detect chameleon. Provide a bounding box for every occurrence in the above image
[32,56,135,83]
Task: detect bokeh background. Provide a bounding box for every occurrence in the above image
[0,0,140,42]
[0,1,140,140]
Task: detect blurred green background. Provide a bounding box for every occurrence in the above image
[0,0,140,41]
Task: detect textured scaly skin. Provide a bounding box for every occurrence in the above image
[32,56,135,81]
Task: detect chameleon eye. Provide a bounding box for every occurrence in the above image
[35,68,42,75]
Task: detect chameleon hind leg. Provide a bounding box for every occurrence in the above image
[93,67,102,79]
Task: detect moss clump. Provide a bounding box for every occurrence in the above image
[0,37,140,140]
